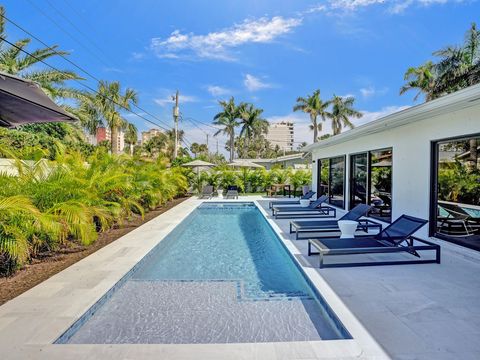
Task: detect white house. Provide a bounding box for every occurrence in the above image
[304,84,480,251]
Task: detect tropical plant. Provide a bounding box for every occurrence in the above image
[81,81,138,154]
[238,103,268,147]
[124,123,138,155]
[289,169,312,196]
[213,97,241,162]
[293,90,331,143]
[329,95,362,135]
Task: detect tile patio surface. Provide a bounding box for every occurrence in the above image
[0,196,479,359]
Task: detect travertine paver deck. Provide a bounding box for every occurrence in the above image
[257,199,480,360]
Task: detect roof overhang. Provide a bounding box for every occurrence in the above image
[304,84,480,152]
[0,71,77,128]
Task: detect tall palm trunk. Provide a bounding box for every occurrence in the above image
[311,115,318,143]
[111,126,119,154]
[229,130,234,162]
[468,138,478,171]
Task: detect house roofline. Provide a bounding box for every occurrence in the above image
[303,84,480,152]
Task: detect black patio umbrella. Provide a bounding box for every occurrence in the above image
[0,71,76,127]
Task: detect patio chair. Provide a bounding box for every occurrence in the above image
[308,214,441,268]
[199,185,214,199]
[437,201,480,237]
[268,190,316,209]
[290,204,382,239]
[271,195,336,219]
[225,185,239,199]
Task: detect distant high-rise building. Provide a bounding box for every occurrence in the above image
[141,128,163,144]
[85,127,125,152]
[266,121,294,152]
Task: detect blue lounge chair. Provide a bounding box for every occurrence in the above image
[268,190,315,209]
[272,195,336,219]
[290,204,382,239]
[308,214,441,268]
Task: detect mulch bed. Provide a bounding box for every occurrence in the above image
[0,196,189,306]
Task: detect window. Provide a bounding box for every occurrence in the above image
[349,148,393,222]
[432,134,480,251]
[316,156,345,208]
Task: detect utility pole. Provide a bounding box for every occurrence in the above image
[206,134,209,151]
[172,90,179,159]
[216,139,219,155]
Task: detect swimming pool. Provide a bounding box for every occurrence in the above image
[57,202,350,344]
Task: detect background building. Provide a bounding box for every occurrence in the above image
[141,128,163,144]
[85,127,125,152]
[266,121,294,152]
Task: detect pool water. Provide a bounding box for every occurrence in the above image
[58,202,349,344]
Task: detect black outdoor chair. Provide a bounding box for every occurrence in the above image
[268,190,316,209]
[271,195,336,219]
[225,185,239,199]
[308,214,441,268]
[199,185,214,199]
[290,204,382,240]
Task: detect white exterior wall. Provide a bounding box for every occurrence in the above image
[311,105,480,238]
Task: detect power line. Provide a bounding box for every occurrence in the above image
[0,15,190,141]
[0,35,173,134]
[24,0,112,69]
[42,0,121,69]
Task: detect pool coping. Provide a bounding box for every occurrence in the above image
[0,196,389,359]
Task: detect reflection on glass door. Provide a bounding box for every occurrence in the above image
[433,135,480,251]
[329,156,345,208]
[369,149,393,222]
[350,153,368,209]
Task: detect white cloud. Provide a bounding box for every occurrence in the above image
[154,93,198,107]
[328,0,466,14]
[150,16,302,61]
[359,86,388,98]
[244,74,272,92]
[130,52,145,61]
[206,85,231,97]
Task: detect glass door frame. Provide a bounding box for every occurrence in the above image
[429,132,480,249]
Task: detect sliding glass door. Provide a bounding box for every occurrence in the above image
[369,149,393,222]
[329,156,345,208]
[316,156,346,209]
[348,148,393,222]
[350,153,368,209]
[432,134,480,250]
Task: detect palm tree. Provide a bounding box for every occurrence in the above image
[293,90,330,143]
[124,123,138,155]
[213,97,240,162]
[400,61,436,101]
[94,81,138,154]
[329,95,362,135]
[401,23,480,101]
[0,6,83,100]
[238,103,268,147]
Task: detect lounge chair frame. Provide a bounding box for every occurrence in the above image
[290,218,382,240]
[268,191,315,209]
[199,185,214,199]
[308,236,440,268]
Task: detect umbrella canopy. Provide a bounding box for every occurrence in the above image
[0,72,77,128]
[182,160,215,167]
[228,160,265,169]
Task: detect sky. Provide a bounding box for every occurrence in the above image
[3,0,479,154]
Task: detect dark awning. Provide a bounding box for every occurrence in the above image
[0,71,77,127]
